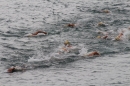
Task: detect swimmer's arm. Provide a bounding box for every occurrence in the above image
[26,34,34,37]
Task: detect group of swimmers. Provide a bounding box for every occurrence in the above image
[7,9,130,73]
[7,40,100,73]
[7,29,100,73]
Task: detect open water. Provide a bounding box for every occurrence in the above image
[1,0,130,86]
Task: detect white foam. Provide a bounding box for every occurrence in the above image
[28,57,44,62]
[78,47,88,56]
[123,30,130,40]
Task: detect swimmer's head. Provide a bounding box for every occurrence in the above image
[64,40,71,46]
[97,36,101,38]
[98,22,105,26]
[102,9,110,13]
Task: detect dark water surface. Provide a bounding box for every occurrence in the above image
[1,0,130,86]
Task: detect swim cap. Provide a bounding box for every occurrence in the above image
[97,36,101,38]
[64,40,70,45]
[115,37,120,41]
[98,22,105,26]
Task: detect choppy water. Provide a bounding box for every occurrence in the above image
[1,0,130,86]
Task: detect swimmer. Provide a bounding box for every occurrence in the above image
[102,9,110,13]
[66,23,76,28]
[97,31,109,39]
[87,51,100,57]
[26,30,47,37]
[59,40,72,54]
[64,40,72,47]
[114,31,124,41]
[97,35,108,39]
[7,66,25,73]
[98,22,106,27]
